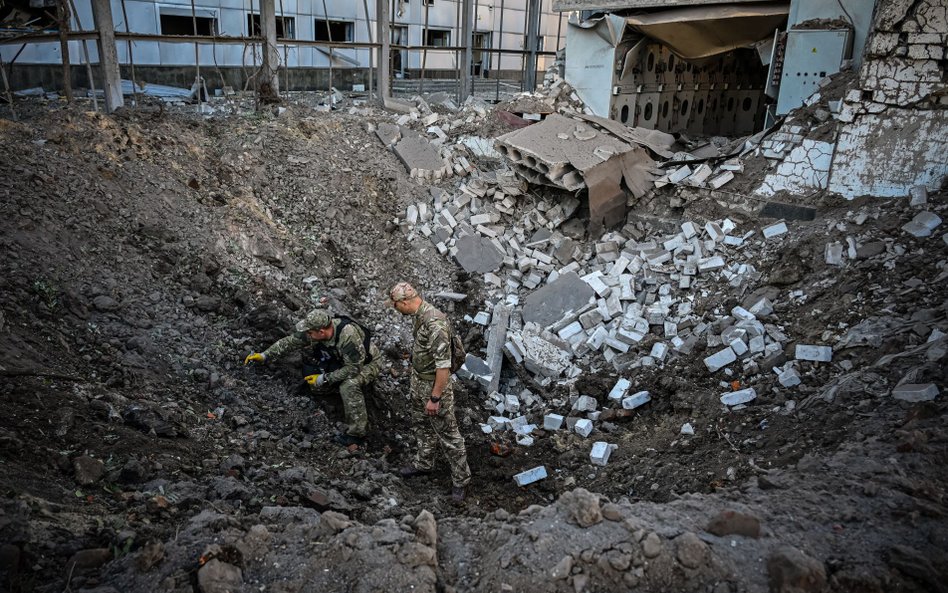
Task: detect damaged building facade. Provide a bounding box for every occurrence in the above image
[549,0,946,200]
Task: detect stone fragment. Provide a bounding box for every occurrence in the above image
[675,532,708,569]
[551,555,573,580]
[706,510,761,538]
[73,455,104,485]
[560,488,602,527]
[680,423,695,435]
[198,558,243,593]
[642,532,662,558]
[67,548,112,571]
[891,383,939,402]
[767,546,826,593]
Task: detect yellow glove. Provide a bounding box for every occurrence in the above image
[244,352,265,365]
[305,374,324,386]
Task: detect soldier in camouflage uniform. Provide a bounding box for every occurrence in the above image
[244,308,381,446]
[389,282,471,503]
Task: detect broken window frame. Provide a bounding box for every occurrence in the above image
[314,19,354,42]
[423,28,451,47]
[158,9,218,36]
[247,13,296,39]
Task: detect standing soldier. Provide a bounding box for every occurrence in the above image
[389,282,471,503]
[244,308,380,447]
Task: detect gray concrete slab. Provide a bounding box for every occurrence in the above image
[454,234,505,273]
[522,271,595,328]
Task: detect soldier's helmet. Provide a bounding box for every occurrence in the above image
[296,309,331,332]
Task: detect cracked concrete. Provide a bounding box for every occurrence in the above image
[755,140,835,197]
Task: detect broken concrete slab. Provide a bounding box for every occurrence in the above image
[454,234,505,274]
[485,304,511,394]
[375,122,402,147]
[522,271,595,328]
[393,135,449,180]
[759,202,817,221]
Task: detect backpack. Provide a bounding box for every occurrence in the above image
[302,316,373,377]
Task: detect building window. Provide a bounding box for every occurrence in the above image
[315,19,353,42]
[247,14,296,39]
[159,12,217,36]
[424,28,450,47]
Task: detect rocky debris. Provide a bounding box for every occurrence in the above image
[705,509,762,538]
[767,546,827,593]
[73,455,105,485]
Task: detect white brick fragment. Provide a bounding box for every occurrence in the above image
[720,387,757,406]
[762,222,788,238]
[513,466,548,486]
[590,441,617,466]
[704,347,737,372]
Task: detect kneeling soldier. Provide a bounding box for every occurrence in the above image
[245,309,381,446]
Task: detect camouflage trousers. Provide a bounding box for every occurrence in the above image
[409,371,471,488]
[316,358,380,438]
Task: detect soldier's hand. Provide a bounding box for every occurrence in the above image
[425,398,440,416]
[244,352,266,365]
[305,374,324,386]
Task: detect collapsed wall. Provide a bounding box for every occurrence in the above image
[828,0,948,198]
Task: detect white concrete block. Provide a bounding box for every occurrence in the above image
[795,344,833,362]
[544,413,565,430]
[513,466,548,486]
[574,419,594,438]
[704,347,737,372]
[762,222,788,238]
[607,378,632,401]
[891,383,939,402]
[590,441,617,466]
[720,387,757,406]
[573,395,598,412]
[650,342,668,361]
[622,391,651,409]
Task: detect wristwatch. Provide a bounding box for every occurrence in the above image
[429,395,442,403]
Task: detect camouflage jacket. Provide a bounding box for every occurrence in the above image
[411,301,452,380]
[263,318,379,384]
